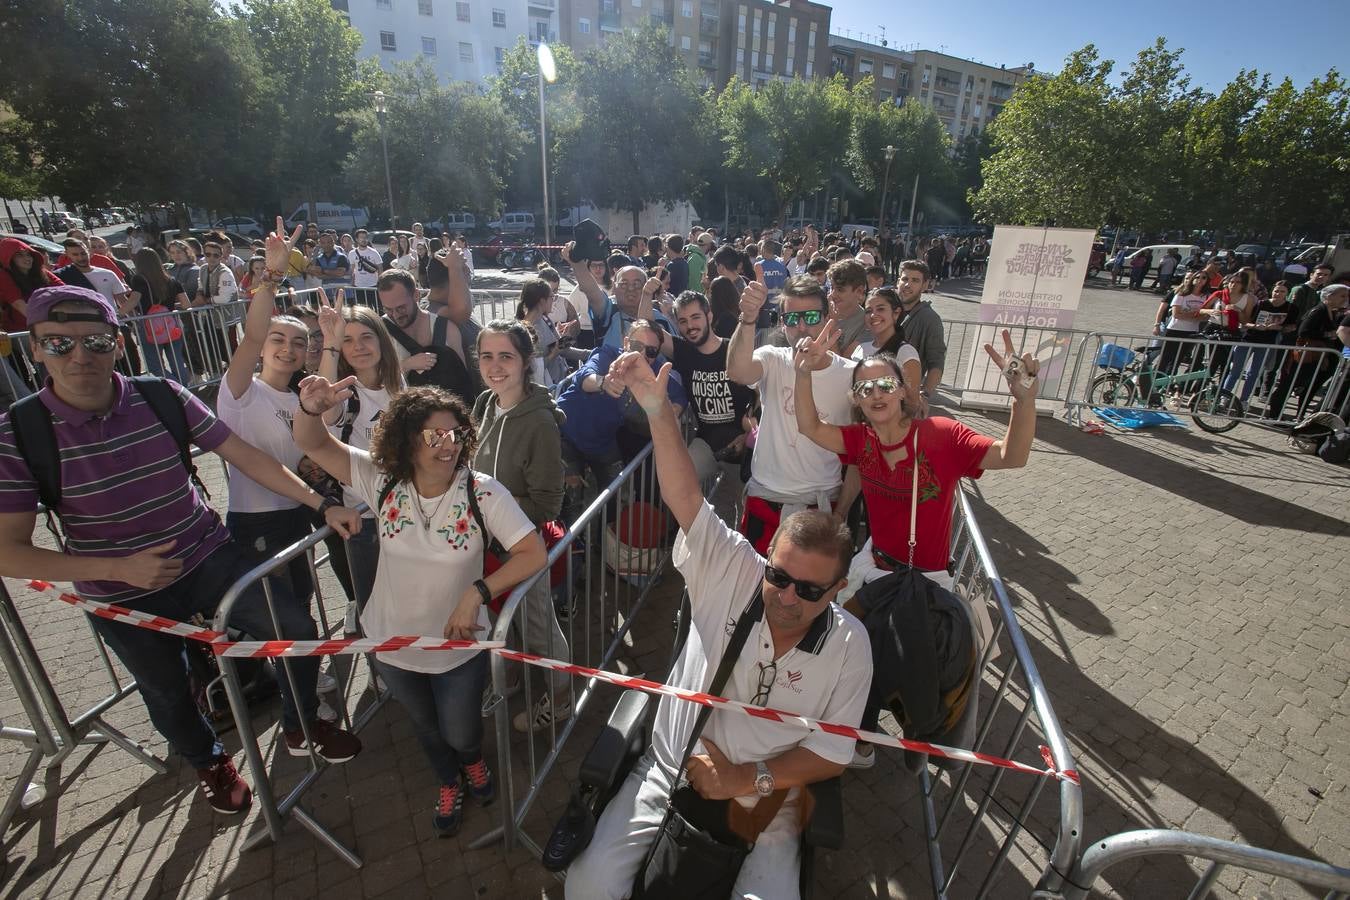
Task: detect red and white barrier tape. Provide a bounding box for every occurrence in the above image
[27,579,1079,786]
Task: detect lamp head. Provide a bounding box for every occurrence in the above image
[537,43,557,84]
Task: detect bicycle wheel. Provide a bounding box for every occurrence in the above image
[1088,372,1136,406]
[1190,386,1243,434]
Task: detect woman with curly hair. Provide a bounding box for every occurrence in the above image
[293,382,547,837]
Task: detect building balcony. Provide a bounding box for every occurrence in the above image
[698,51,715,68]
[526,0,555,10]
[934,78,960,94]
[650,12,673,26]
[528,33,559,46]
[699,15,720,35]
[599,10,621,29]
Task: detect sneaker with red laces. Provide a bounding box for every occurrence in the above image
[434,780,464,837]
[283,718,362,762]
[462,758,495,806]
[196,753,252,814]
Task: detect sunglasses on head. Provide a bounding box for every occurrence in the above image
[37,333,118,357]
[852,376,901,398]
[422,426,471,449]
[629,343,660,360]
[781,310,823,327]
[763,563,837,602]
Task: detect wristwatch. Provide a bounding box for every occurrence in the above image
[753,760,774,797]
[316,496,339,517]
[472,579,493,605]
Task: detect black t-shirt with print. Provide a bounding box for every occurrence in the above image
[671,336,754,452]
[1247,299,1294,345]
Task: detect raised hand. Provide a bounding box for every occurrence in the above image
[264,215,303,275]
[317,287,346,345]
[606,352,670,415]
[982,328,1040,401]
[793,317,838,373]
[298,373,358,416]
[739,281,767,323]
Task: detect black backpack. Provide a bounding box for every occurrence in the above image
[381,313,479,402]
[8,375,206,540]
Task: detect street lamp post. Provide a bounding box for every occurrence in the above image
[373,90,395,230]
[878,144,896,237]
[537,43,557,249]
[906,171,920,248]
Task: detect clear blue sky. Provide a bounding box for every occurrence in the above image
[828,0,1344,92]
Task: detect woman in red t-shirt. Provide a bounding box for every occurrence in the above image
[793,322,1040,586]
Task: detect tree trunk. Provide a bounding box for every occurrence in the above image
[632,203,641,236]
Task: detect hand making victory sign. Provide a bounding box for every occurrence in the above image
[982,328,1041,402]
[793,316,839,373]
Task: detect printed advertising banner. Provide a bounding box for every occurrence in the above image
[960,225,1095,411]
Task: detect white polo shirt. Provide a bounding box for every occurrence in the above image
[653,501,872,779]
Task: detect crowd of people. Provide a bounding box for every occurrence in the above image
[0,211,1044,898]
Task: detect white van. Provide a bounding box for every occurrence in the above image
[285,203,370,232]
[488,211,535,234]
[1124,244,1201,277]
[442,211,477,234]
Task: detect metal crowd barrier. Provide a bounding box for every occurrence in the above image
[1057,829,1350,899]
[1060,330,1350,430]
[936,319,1102,409]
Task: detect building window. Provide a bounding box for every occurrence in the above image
[751,51,758,69]
[379,31,397,50]
[736,47,744,65]
[967,74,975,90]
[418,0,432,12]
[922,68,930,84]
[805,59,812,77]
[785,57,793,75]
[459,41,474,61]
[632,0,641,5]
[738,8,745,32]
[456,1,469,21]
[764,52,772,69]
[492,8,505,27]
[879,90,891,100]
[422,36,437,54]
[808,22,816,47]
[788,19,796,43]
[974,102,982,117]
[534,19,548,39]
[578,16,591,32]
[767,15,775,37]
[376,0,391,9]
[680,35,691,49]
[496,46,506,64]
[859,58,873,75]
[882,63,895,80]
[681,0,692,16]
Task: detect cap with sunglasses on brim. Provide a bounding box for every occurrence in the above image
[26,285,120,328]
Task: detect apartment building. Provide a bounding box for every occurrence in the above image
[559,0,830,89]
[332,0,559,84]
[829,33,1031,140]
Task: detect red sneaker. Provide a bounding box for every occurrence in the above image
[196,753,252,814]
[283,719,362,763]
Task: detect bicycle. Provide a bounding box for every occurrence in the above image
[1088,342,1245,434]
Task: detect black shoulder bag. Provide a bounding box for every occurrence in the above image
[632,587,779,900]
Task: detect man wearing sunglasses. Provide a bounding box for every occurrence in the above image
[727,277,857,554]
[0,286,364,815]
[555,321,685,521]
[565,348,871,900]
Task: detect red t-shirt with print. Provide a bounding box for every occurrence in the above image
[839,418,994,572]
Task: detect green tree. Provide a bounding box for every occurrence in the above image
[242,0,371,218]
[0,0,263,213]
[343,60,521,222]
[717,74,857,226]
[846,92,952,229]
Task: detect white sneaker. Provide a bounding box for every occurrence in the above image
[316,671,338,694]
[317,698,339,723]
[512,693,572,734]
[343,601,361,638]
[848,744,876,769]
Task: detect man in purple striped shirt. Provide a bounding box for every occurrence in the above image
[0,286,363,815]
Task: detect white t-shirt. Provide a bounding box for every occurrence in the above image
[749,345,855,497]
[349,246,383,289]
[654,501,871,777]
[83,266,127,306]
[216,377,302,513]
[525,314,561,388]
[330,382,392,516]
[853,340,921,368]
[567,285,593,332]
[1169,293,1207,333]
[346,451,534,674]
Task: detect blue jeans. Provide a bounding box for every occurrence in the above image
[227,505,314,609]
[345,516,379,611]
[86,541,320,768]
[143,338,190,382]
[1220,344,1269,403]
[374,653,488,785]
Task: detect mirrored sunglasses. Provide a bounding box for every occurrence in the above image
[851,377,900,398]
[37,333,118,357]
[422,426,470,449]
[781,310,823,327]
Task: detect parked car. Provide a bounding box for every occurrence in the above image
[1233,243,1269,259]
[1126,244,1201,278]
[49,212,85,231]
[183,228,263,252]
[441,211,478,236]
[368,229,416,248]
[0,233,64,265]
[283,203,370,232]
[214,216,266,237]
[487,211,535,234]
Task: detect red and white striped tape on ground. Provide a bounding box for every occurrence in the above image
[27,579,1079,786]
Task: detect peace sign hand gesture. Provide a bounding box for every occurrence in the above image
[298,373,359,416]
[317,287,346,346]
[982,328,1040,402]
[793,317,838,374]
[264,215,303,276]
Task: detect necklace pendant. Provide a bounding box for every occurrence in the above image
[422,520,431,531]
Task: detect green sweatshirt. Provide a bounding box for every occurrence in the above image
[472,384,566,526]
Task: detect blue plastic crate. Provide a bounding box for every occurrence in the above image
[1095,343,1136,370]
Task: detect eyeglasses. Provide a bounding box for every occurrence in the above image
[306,330,324,347]
[781,310,823,328]
[752,660,777,707]
[37,333,118,357]
[851,376,901,398]
[762,563,837,602]
[422,426,471,449]
[628,343,660,360]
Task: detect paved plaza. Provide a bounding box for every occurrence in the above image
[0,275,1346,898]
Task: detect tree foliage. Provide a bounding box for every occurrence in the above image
[487,39,584,212]
[846,90,952,226]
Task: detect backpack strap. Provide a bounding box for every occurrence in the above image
[465,469,506,557]
[382,315,424,357]
[129,376,197,485]
[339,391,360,444]
[8,393,62,511]
[432,314,450,347]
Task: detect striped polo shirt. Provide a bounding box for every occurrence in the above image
[0,374,233,604]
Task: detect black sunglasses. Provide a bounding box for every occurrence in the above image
[37,333,118,357]
[629,343,660,360]
[763,564,838,602]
